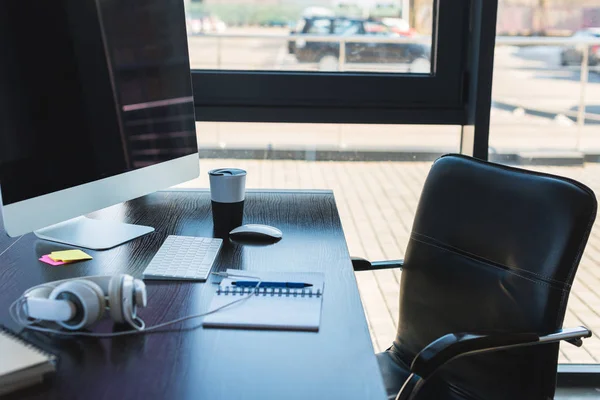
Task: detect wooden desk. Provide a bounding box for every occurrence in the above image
[0,189,386,400]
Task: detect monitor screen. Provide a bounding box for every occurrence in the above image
[0,0,197,206]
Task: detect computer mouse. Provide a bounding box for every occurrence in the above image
[229,224,283,243]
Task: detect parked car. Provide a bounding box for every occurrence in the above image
[560,28,600,66]
[381,18,415,37]
[288,17,430,71]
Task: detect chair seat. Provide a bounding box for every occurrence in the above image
[376,350,482,400]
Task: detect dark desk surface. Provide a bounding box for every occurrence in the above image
[0,189,386,400]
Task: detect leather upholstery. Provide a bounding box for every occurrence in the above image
[380,155,597,400]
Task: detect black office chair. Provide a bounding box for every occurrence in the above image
[352,154,597,400]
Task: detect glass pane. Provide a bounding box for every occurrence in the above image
[184,0,433,73]
[492,5,600,363]
[177,122,460,349]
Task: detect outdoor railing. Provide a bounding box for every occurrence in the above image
[496,36,600,131]
[194,33,431,71]
[190,33,600,128]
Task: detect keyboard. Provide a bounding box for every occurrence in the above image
[142,235,223,281]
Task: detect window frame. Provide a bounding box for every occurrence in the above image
[191,0,471,125]
[557,364,600,388]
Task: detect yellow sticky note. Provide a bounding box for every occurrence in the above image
[49,250,93,262]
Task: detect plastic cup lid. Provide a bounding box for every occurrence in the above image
[209,168,247,177]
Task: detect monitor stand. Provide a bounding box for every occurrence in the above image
[34,216,155,250]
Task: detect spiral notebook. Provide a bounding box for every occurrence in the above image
[203,270,324,332]
[0,325,57,396]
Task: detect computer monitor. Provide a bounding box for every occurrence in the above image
[0,0,199,249]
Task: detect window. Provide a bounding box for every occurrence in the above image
[333,19,362,35]
[187,0,473,124]
[182,0,600,382]
[308,19,331,34]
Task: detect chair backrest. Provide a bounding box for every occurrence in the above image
[395,154,597,399]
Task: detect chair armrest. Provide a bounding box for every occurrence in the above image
[351,257,403,271]
[538,326,592,347]
[411,326,591,380]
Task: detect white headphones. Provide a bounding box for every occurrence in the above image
[10,271,261,338]
[18,274,147,331]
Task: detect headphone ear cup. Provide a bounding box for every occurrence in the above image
[108,275,126,324]
[120,275,137,327]
[133,279,147,308]
[49,280,105,330]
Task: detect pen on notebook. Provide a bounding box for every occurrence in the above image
[232,281,313,288]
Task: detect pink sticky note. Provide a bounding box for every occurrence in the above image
[39,255,69,266]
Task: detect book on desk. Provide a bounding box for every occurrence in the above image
[0,325,57,396]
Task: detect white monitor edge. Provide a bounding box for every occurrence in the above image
[0,153,199,237]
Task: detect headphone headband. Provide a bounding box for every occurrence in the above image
[26,275,114,297]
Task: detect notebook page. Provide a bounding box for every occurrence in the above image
[203,271,324,331]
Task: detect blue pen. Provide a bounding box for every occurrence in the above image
[232,281,313,288]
